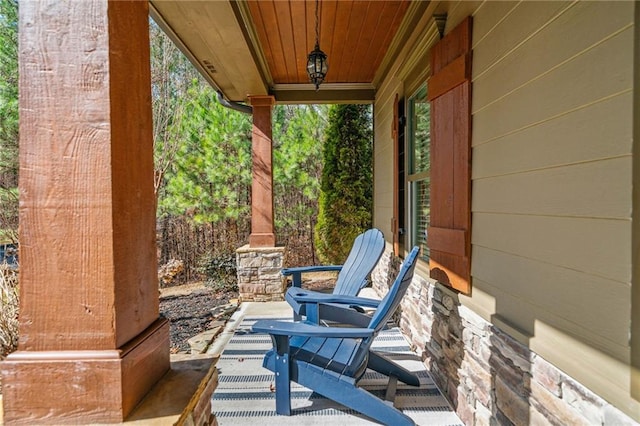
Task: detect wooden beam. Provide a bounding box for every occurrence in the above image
[272,84,375,104]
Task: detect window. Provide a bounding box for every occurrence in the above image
[407,84,430,262]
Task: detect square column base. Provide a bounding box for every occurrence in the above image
[249,232,276,247]
[0,318,170,425]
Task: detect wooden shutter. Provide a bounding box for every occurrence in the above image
[427,17,472,294]
[392,94,400,255]
[391,94,406,256]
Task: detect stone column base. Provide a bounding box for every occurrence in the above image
[0,318,170,425]
[236,245,286,301]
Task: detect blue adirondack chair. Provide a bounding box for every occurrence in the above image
[283,228,385,322]
[252,246,420,426]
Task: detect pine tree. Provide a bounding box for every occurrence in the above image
[0,0,19,243]
[314,104,373,264]
[159,78,253,226]
[150,19,201,197]
[273,104,328,264]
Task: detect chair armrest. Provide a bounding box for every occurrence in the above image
[286,288,381,308]
[252,319,374,339]
[282,265,343,288]
[281,265,343,276]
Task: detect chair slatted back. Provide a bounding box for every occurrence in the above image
[341,246,420,377]
[367,247,420,333]
[334,228,385,296]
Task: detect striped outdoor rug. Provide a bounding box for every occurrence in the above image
[212,310,464,425]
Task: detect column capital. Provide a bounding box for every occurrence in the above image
[248,95,275,107]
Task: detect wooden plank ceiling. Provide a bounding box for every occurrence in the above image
[149,0,411,103]
[247,0,410,84]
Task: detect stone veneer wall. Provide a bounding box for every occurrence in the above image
[371,249,636,426]
[236,245,286,301]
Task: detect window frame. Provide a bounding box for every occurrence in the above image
[406,84,430,263]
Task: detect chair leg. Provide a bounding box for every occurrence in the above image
[368,350,421,387]
[274,352,291,415]
[306,373,415,426]
[384,375,398,403]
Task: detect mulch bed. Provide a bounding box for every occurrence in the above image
[158,277,336,353]
[160,288,237,353]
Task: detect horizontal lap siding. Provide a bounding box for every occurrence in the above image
[473,26,633,144]
[472,274,632,411]
[468,0,635,414]
[444,1,483,32]
[473,157,631,219]
[373,78,402,238]
[472,1,572,83]
[473,214,630,285]
[471,248,629,353]
[472,93,633,179]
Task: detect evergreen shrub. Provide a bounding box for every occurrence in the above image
[314,104,373,264]
[198,252,238,292]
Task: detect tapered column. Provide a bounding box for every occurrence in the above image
[248,95,276,247]
[0,1,169,423]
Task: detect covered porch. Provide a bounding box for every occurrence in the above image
[0,0,427,424]
[2,0,639,425]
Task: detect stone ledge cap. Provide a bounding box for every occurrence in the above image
[236,244,285,254]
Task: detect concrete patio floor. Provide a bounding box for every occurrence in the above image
[209,297,465,425]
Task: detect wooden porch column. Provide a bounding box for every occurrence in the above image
[248,95,276,247]
[0,1,169,424]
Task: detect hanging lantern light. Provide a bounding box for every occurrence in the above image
[307,43,328,91]
[306,0,328,90]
